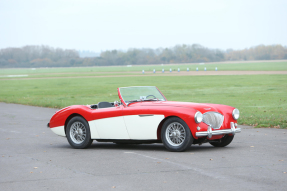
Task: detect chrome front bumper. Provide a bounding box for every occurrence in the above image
[195,122,241,138]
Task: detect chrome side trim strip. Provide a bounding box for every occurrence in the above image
[195,122,241,138]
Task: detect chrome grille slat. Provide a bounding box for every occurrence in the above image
[202,112,224,129]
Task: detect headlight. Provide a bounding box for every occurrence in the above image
[194,111,203,123]
[232,108,240,120]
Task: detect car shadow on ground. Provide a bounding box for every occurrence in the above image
[55,142,237,153]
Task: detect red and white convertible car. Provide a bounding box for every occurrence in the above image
[47,86,241,151]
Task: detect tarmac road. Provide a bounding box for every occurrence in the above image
[0,102,286,191]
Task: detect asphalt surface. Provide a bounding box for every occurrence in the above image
[0,102,286,191]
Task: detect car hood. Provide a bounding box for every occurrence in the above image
[130,101,233,114]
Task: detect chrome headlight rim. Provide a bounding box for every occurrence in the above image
[232,108,240,120]
[194,111,203,123]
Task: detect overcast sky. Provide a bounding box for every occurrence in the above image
[0,0,286,52]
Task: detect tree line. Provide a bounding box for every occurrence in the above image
[0,44,286,68]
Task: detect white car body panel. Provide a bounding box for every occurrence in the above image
[51,126,66,137]
[93,116,130,139]
[51,115,164,140]
[124,115,164,139]
[88,120,100,139]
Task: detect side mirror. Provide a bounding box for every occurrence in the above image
[114,101,119,107]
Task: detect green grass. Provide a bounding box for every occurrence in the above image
[0,72,141,79]
[0,61,286,77]
[0,74,286,128]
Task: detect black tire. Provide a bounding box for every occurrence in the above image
[161,117,193,152]
[66,116,93,149]
[209,135,234,147]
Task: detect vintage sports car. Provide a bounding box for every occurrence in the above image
[47,86,241,152]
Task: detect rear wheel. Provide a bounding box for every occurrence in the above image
[209,135,234,147]
[66,116,93,149]
[161,117,193,152]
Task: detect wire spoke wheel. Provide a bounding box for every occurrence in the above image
[70,121,87,144]
[165,122,186,146]
[66,116,93,149]
[161,117,193,152]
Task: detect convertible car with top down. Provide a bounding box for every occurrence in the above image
[47,86,241,152]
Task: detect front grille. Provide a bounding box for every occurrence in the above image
[202,112,224,129]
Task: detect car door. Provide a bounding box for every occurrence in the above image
[91,105,130,139]
[122,105,164,140]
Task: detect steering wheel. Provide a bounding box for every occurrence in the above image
[146,95,157,99]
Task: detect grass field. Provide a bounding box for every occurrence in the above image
[0,66,286,128]
[1,61,287,78]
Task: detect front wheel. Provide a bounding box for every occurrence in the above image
[161,117,193,152]
[209,135,234,147]
[66,116,93,149]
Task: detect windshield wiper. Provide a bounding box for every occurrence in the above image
[143,98,158,101]
[127,99,141,106]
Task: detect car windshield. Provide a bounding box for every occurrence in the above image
[119,86,166,105]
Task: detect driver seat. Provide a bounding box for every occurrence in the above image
[98,102,113,109]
